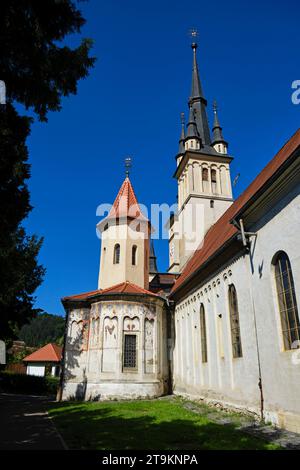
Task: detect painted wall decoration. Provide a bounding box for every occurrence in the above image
[102,316,118,372]
[145,318,155,374]
[70,319,83,350]
[82,320,90,350]
[123,316,140,332]
[90,316,100,348]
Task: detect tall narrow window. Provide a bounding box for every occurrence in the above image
[132,245,137,265]
[113,243,120,264]
[211,169,217,194]
[123,334,137,369]
[202,168,209,193]
[274,252,300,350]
[228,284,243,358]
[200,304,208,363]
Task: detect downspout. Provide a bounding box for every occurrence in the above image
[166,298,175,395]
[232,218,264,422]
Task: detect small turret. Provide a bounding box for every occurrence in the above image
[177,112,186,163]
[211,100,228,154]
[185,101,200,150]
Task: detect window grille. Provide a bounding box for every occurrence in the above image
[274,252,300,350]
[123,335,137,369]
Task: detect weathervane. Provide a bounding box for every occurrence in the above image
[125,156,132,177]
[188,28,199,48]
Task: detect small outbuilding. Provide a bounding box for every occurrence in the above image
[23,343,62,377]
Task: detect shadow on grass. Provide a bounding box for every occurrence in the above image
[49,401,279,451]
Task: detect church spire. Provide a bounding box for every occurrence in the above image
[189,42,211,148]
[190,42,204,100]
[149,240,158,276]
[211,100,228,154]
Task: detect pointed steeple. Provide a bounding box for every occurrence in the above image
[178,112,186,155]
[149,240,158,275]
[212,100,227,147]
[190,42,204,100]
[107,176,148,221]
[186,100,199,139]
[189,42,211,147]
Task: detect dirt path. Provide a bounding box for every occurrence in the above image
[0,393,66,450]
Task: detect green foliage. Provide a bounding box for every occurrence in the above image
[0,105,45,339]
[19,313,65,347]
[0,0,96,121]
[8,348,29,364]
[0,1,95,340]
[0,371,59,395]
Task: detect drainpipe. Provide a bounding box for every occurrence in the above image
[232,218,264,422]
[166,298,175,395]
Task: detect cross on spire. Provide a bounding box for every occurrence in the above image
[189,28,199,45]
[124,156,132,177]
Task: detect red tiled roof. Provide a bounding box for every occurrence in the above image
[23,343,62,363]
[107,177,148,221]
[171,129,300,295]
[62,281,160,302]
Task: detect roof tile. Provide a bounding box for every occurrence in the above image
[23,343,62,363]
[63,281,160,302]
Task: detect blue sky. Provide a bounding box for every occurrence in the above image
[24,0,300,315]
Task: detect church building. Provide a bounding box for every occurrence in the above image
[60,40,300,433]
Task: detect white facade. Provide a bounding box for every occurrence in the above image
[172,157,300,432]
[26,363,60,377]
[62,295,169,400]
[27,364,45,377]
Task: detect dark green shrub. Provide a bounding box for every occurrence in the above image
[0,371,59,396]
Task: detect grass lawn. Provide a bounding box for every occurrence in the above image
[49,398,280,450]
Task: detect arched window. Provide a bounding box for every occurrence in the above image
[202,168,208,181]
[113,244,120,264]
[228,284,243,358]
[273,251,300,350]
[211,169,217,194]
[202,167,209,193]
[132,245,137,266]
[200,304,208,363]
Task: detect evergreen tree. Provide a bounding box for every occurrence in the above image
[19,313,65,347]
[0,1,95,340]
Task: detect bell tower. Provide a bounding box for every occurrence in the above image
[168,39,234,273]
[97,170,150,290]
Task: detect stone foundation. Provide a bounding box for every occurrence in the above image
[62,380,164,401]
